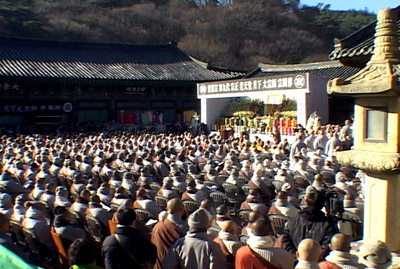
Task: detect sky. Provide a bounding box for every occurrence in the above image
[300,0,399,14]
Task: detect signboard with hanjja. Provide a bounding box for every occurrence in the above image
[197,73,308,97]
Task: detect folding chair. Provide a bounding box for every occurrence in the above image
[23,228,57,265]
[50,228,70,267]
[221,182,239,199]
[241,185,257,196]
[150,183,161,193]
[272,180,284,192]
[237,176,249,186]
[182,200,200,216]
[340,210,363,240]
[268,214,290,237]
[155,195,168,210]
[108,220,118,235]
[218,174,229,182]
[238,209,252,224]
[85,215,108,243]
[294,174,308,188]
[204,180,218,189]
[171,187,182,198]
[134,208,156,223]
[9,220,26,247]
[209,190,227,208]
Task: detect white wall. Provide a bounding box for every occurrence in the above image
[200,97,231,127]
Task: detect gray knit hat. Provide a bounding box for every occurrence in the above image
[360,239,392,269]
[188,208,210,231]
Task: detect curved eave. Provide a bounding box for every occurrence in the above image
[0,75,239,87]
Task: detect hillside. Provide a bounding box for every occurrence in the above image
[0,0,375,70]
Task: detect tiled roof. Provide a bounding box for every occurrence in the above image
[329,6,400,63]
[0,36,242,85]
[247,60,360,80]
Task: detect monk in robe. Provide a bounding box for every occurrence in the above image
[213,220,243,269]
[151,198,187,269]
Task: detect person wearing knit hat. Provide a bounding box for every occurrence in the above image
[0,193,13,218]
[54,186,71,207]
[87,195,112,229]
[163,208,227,269]
[111,187,130,207]
[359,239,392,269]
[0,170,29,198]
[70,190,91,219]
[22,201,56,250]
[157,177,179,200]
[36,162,53,184]
[97,182,112,205]
[11,194,31,223]
[53,205,87,243]
[31,177,46,200]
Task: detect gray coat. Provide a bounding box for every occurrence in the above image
[163,232,227,269]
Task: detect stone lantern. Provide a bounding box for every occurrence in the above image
[328,8,400,251]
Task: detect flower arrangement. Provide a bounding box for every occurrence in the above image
[273,110,297,119]
[233,110,256,118]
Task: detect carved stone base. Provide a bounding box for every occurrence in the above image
[336,150,400,173]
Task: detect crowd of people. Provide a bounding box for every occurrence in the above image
[0,120,394,269]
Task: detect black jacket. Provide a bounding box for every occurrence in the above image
[102,226,157,269]
[282,206,338,255]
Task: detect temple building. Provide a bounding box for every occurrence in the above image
[329,5,400,68]
[0,36,242,126]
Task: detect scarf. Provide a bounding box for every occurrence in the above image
[247,235,278,265]
[247,235,275,249]
[325,250,360,267]
[295,260,320,269]
[218,230,238,241]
